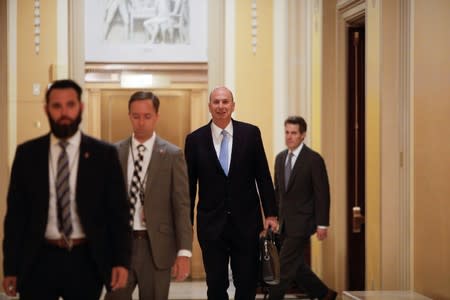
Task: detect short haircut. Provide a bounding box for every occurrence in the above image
[128,91,160,113]
[209,86,234,102]
[284,116,307,133]
[45,79,82,104]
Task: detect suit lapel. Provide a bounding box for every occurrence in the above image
[203,123,225,175]
[36,135,51,216]
[77,134,93,207]
[286,145,308,190]
[228,120,241,176]
[144,136,164,198]
[117,138,131,185]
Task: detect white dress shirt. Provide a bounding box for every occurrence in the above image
[286,142,304,170]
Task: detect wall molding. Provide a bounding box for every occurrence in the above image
[337,0,412,290]
[56,0,68,79]
[285,0,323,276]
[408,0,415,290]
[336,0,366,289]
[224,0,235,96]
[337,0,366,22]
[1,0,9,219]
[286,0,313,142]
[399,0,413,289]
[208,0,226,91]
[273,0,288,154]
[7,0,16,164]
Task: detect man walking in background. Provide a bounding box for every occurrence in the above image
[269,116,337,300]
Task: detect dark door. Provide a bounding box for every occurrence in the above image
[347,26,366,290]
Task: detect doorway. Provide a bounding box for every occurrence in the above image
[346,26,366,290]
[100,88,191,147]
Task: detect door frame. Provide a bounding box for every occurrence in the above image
[346,25,366,290]
[336,0,413,290]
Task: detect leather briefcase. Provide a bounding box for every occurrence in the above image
[259,228,280,285]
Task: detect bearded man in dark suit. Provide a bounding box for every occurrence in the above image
[268,116,337,300]
[2,79,131,300]
[184,86,278,300]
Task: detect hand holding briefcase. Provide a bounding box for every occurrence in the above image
[259,227,280,285]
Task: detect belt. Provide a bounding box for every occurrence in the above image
[45,238,87,250]
[133,230,148,239]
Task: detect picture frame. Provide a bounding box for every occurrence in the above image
[84,0,207,62]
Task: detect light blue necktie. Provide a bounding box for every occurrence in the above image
[219,130,229,175]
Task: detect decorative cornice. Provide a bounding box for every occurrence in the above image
[34,0,40,55]
[85,63,208,72]
[251,0,258,54]
[84,63,208,84]
[337,0,365,12]
[337,0,366,24]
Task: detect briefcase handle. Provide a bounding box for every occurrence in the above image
[259,227,276,241]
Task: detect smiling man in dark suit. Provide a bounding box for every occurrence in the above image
[184,86,278,300]
[268,116,337,300]
[2,79,131,300]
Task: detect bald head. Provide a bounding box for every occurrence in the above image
[208,86,235,129]
[209,86,234,103]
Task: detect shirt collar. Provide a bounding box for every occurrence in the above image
[50,130,81,148]
[211,121,233,138]
[131,132,156,151]
[289,142,304,157]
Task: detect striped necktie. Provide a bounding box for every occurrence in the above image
[56,140,73,241]
[129,144,145,226]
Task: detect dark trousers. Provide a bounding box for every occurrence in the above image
[199,219,259,300]
[269,235,328,300]
[19,243,103,300]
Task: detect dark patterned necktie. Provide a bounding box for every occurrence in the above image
[285,152,294,190]
[56,140,73,240]
[129,144,145,226]
[219,130,229,175]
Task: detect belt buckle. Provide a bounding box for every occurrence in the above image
[63,236,73,251]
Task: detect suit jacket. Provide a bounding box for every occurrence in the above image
[184,119,277,241]
[3,133,131,289]
[274,145,330,237]
[116,136,192,269]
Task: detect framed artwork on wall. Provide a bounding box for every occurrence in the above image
[85,0,207,62]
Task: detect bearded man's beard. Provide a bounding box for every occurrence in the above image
[47,112,82,139]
